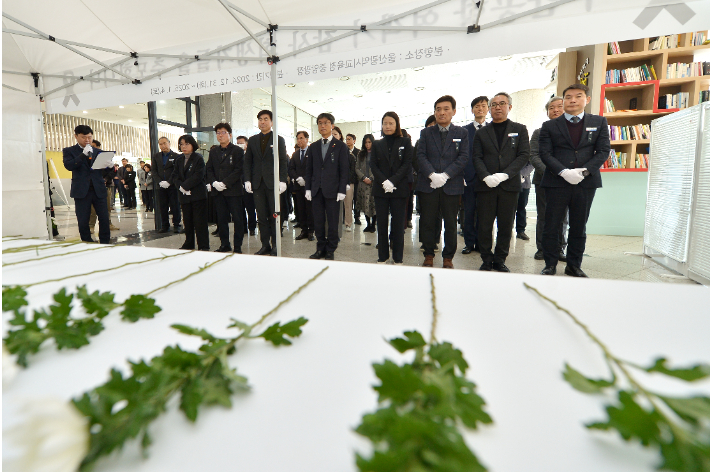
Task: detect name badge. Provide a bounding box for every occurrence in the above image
[508,133,518,137]
[586,128,597,131]
[399,146,405,149]
[452,138,461,142]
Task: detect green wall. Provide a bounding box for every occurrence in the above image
[587,172,648,236]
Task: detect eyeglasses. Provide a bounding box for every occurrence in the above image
[216,131,229,136]
[490,102,509,108]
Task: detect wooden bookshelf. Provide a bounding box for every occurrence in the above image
[599,31,710,171]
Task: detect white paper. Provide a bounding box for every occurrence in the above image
[91,151,115,169]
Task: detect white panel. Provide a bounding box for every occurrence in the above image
[688,103,710,280]
[2,88,48,238]
[644,107,700,263]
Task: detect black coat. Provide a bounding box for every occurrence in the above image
[370,136,413,199]
[305,137,349,198]
[62,144,107,199]
[243,132,288,190]
[151,150,178,183]
[538,114,610,189]
[124,171,137,189]
[288,148,309,193]
[471,120,530,193]
[171,153,207,203]
[205,143,244,197]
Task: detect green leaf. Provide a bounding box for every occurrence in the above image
[659,434,710,472]
[171,324,218,342]
[2,286,28,312]
[388,330,427,353]
[76,285,119,319]
[121,295,161,322]
[452,376,493,428]
[429,342,469,373]
[259,317,308,346]
[227,318,250,332]
[587,390,663,446]
[373,360,423,404]
[645,357,710,382]
[563,363,615,394]
[180,377,204,422]
[659,395,710,426]
[4,310,45,367]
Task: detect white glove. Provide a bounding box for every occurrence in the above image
[560,169,584,185]
[336,193,346,202]
[521,176,525,183]
[159,181,170,189]
[296,177,305,186]
[493,173,509,182]
[346,184,351,191]
[464,180,467,187]
[383,180,395,193]
[83,144,93,155]
[574,168,588,179]
[206,183,212,192]
[305,190,311,201]
[179,186,192,195]
[244,181,252,193]
[214,181,226,192]
[429,173,446,189]
[279,182,287,194]
[483,175,501,188]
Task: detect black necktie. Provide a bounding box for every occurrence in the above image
[323,139,328,145]
[301,150,305,162]
[571,116,580,124]
[440,129,448,146]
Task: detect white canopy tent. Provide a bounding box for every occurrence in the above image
[3,0,710,246]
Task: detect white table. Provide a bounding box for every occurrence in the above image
[3,240,710,472]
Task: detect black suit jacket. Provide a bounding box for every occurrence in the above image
[415,124,469,195]
[243,132,288,190]
[151,150,178,184]
[538,114,610,189]
[206,143,244,197]
[471,120,530,193]
[170,153,207,203]
[62,144,107,199]
[305,137,349,198]
[370,136,413,199]
[289,148,309,193]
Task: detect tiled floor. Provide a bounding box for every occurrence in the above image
[52,200,699,285]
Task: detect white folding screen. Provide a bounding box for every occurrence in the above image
[687,103,710,283]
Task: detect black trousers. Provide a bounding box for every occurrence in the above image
[142,190,153,211]
[312,189,340,253]
[181,199,209,250]
[253,180,278,248]
[476,187,518,264]
[242,191,257,232]
[293,189,314,233]
[353,182,361,219]
[543,186,596,268]
[516,188,530,233]
[215,194,244,250]
[406,188,414,223]
[375,196,407,262]
[158,186,181,228]
[75,187,110,244]
[535,185,567,253]
[463,185,478,248]
[125,186,136,208]
[419,188,460,259]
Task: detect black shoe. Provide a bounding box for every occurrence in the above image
[255,246,272,255]
[309,250,326,259]
[325,252,335,260]
[173,225,182,234]
[158,227,170,233]
[565,265,588,277]
[295,231,308,240]
[308,233,315,241]
[407,221,413,228]
[211,229,219,236]
[215,245,232,252]
[249,229,256,236]
[354,220,362,225]
[559,252,568,262]
[479,262,492,271]
[516,232,530,240]
[492,262,510,272]
[461,246,473,255]
[534,250,544,260]
[293,222,302,229]
[270,249,278,256]
[234,248,242,254]
[541,265,557,275]
[179,244,194,250]
[472,245,480,252]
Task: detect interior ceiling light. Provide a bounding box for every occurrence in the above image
[285,83,296,87]
[159,100,165,104]
[413,67,424,71]
[339,76,350,81]
[354,94,363,98]
[82,110,88,113]
[308,81,315,85]
[118,106,124,108]
[499,55,513,61]
[415,87,425,91]
[128,119,133,122]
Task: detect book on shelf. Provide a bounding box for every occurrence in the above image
[636,154,650,169]
[659,92,690,109]
[608,41,621,55]
[649,34,681,50]
[608,124,651,141]
[605,64,657,84]
[692,31,708,46]
[604,149,628,169]
[666,62,710,78]
[604,97,616,113]
[700,90,710,103]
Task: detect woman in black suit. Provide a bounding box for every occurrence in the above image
[172,135,209,251]
[370,112,413,264]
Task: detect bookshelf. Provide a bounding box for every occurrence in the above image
[599,31,710,171]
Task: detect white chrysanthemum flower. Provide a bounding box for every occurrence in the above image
[3,345,19,388]
[4,398,89,472]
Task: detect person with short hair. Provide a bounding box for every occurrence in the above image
[137,160,147,204]
[305,113,350,260]
[206,122,245,253]
[143,164,154,212]
[346,133,362,225]
[243,110,289,256]
[152,137,182,233]
[117,158,129,207]
[461,95,488,255]
[236,135,257,236]
[416,96,469,269]
[123,164,137,209]
[538,83,610,277]
[62,124,111,243]
[289,130,314,241]
[333,126,357,231]
[172,134,209,251]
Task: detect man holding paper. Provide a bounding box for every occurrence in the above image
[62,124,111,243]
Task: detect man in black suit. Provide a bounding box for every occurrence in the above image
[289,131,314,241]
[305,113,349,260]
[236,135,257,236]
[151,137,182,233]
[346,133,361,224]
[416,95,469,269]
[243,110,289,256]
[461,96,489,254]
[539,83,611,277]
[472,92,530,272]
[62,124,111,244]
[206,122,245,253]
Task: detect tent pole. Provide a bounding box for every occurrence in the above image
[37,76,54,240]
[270,49,282,257]
[42,56,134,99]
